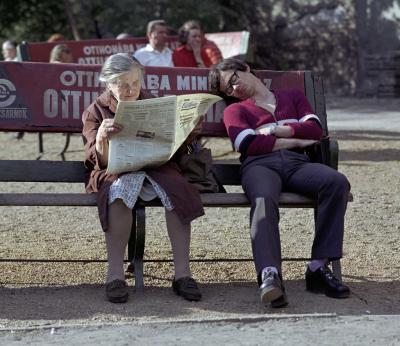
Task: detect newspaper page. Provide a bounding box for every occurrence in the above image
[106,93,221,175]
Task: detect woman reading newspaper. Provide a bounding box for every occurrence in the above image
[82,53,204,303]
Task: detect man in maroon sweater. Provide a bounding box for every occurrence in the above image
[209,58,351,308]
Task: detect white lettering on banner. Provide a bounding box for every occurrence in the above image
[78,57,107,65]
[43,89,58,118]
[147,75,159,90]
[60,70,101,87]
[176,75,208,91]
[197,76,207,90]
[0,108,27,119]
[177,76,190,90]
[79,43,149,64]
[82,44,141,55]
[83,91,98,109]
[60,91,82,119]
[60,71,75,86]
[141,75,171,91]
[61,90,69,119]
[43,89,99,119]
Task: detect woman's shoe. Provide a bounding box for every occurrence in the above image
[172,277,202,301]
[106,279,129,303]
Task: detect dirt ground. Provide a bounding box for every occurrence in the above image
[0,97,399,343]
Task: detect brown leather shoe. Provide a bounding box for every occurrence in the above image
[106,279,129,303]
[172,277,202,301]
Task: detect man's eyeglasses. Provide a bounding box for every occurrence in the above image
[225,70,239,96]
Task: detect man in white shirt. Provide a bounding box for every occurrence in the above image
[134,20,173,67]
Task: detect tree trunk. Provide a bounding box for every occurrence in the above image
[354,0,368,95]
[64,0,81,40]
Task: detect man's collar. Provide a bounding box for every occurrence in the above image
[145,43,170,54]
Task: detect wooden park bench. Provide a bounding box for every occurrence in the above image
[0,62,352,291]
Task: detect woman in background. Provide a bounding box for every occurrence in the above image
[173,20,222,68]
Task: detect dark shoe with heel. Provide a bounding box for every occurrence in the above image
[106,279,129,303]
[306,265,350,298]
[259,270,288,308]
[172,277,202,301]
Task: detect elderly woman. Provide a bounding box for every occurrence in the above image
[82,53,204,303]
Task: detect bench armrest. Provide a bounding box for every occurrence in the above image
[329,138,339,170]
[305,136,339,170]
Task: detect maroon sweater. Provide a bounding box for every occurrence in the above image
[223,89,323,159]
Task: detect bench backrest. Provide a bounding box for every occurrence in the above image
[17,32,250,64]
[0,159,241,185]
[0,62,328,137]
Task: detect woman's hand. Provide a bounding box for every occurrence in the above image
[191,41,205,67]
[95,119,123,168]
[96,119,123,142]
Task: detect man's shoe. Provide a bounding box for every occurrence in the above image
[259,270,288,308]
[172,277,202,301]
[306,265,350,298]
[106,279,129,303]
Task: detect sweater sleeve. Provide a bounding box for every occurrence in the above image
[82,104,104,171]
[286,90,323,140]
[223,103,277,156]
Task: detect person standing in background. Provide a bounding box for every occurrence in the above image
[47,33,65,43]
[173,20,222,68]
[2,40,24,140]
[134,20,173,67]
[49,44,74,63]
[2,40,18,61]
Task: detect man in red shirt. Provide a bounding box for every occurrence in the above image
[209,58,351,308]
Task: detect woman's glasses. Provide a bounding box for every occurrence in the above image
[110,80,140,94]
[225,70,239,96]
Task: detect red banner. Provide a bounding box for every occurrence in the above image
[19,32,250,64]
[0,61,305,136]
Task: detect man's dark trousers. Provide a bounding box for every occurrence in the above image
[241,149,350,276]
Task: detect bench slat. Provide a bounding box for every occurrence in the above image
[0,160,244,185]
[0,160,86,183]
[0,192,316,207]
[0,193,97,206]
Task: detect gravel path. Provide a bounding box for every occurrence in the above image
[0,97,399,344]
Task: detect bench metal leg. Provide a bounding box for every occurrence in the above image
[36,132,44,160]
[127,206,146,292]
[59,133,71,161]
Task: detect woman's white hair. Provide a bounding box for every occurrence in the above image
[99,53,144,83]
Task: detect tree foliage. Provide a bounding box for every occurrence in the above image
[1,0,400,94]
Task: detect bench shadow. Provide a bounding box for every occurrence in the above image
[339,148,400,162]
[331,130,400,141]
[328,130,400,162]
[1,279,399,323]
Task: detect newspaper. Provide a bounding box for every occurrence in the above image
[106,93,221,175]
